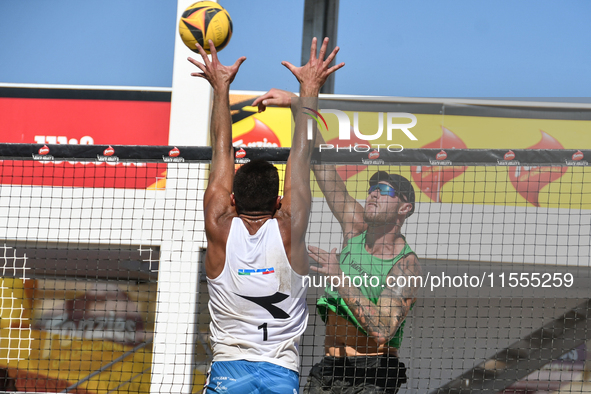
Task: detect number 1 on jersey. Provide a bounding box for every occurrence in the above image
[258,322,268,341]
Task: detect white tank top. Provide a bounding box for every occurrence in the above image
[207,217,308,372]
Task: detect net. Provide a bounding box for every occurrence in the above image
[0,143,590,393]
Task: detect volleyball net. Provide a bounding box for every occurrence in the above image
[0,143,590,393]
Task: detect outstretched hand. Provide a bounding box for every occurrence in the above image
[282,37,345,94]
[187,40,246,89]
[252,88,296,113]
[308,246,342,277]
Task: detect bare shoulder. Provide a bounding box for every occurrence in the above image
[393,253,422,276]
[379,253,422,302]
[203,190,236,279]
[204,186,236,243]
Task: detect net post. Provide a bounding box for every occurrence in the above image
[149,0,215,392]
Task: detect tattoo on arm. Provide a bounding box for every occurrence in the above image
[337,254,421,345]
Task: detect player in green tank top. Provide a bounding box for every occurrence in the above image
[254,88,422,393]
[316,231,416,349]
[307,166,422,394]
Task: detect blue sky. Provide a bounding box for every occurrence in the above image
[1,0,590,97]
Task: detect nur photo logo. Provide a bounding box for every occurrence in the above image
[304,109,418,152]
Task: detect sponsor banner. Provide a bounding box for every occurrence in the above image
[229,95,291,188]
[230,95,291,149]
[0,93,170,189]
[1,145,166,189]
[31,282,152,347]
[0,91,292,189]
[0,327,151,394]
[0,278,155,394]
[305,110,591,209]
[229,98,591,210]
[0,278,35,330]
[2,88,591,209]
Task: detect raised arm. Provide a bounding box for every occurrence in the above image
[252,71,364,244]
[189,41,245,207]
[280,37,344,274]
[188,41,245,277]
[311,132,367,243]
[309,247,422,345]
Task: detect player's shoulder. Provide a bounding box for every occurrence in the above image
[393,251,421,276]
[204,183,234,216]
[204,203,236,242]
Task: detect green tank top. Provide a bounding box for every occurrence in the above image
[317,232,415,349]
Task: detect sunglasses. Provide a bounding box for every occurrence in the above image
[368,183,397,198]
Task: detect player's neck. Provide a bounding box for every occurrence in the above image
[238,212,274,235]
[364,225,405,257]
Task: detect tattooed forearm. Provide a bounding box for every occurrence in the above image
[338,285,410,345]
[336,254,420,345]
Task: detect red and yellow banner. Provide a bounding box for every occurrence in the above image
[0,95,169,189]
[227,99,591,210]
[2,90,590,209]
[0,278,155,393]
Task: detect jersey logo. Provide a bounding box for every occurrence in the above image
[341,250,372,278]
[238,267,275,275]
[341,250,351,264]
[236,292,290,319]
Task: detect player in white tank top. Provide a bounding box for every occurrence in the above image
[189,37,344,393]
[208,217,308,371]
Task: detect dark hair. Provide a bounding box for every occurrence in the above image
[233,159,280,214]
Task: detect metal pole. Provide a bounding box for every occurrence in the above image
[301,0,339,94]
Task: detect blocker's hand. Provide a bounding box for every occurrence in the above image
[252,88,297,113]
[188,39,246,89]
[308,245,342,277]
[282,37,344,93]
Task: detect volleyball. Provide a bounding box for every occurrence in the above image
[179,1,233,54]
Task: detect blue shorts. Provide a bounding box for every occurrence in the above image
[203,360,300,394]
